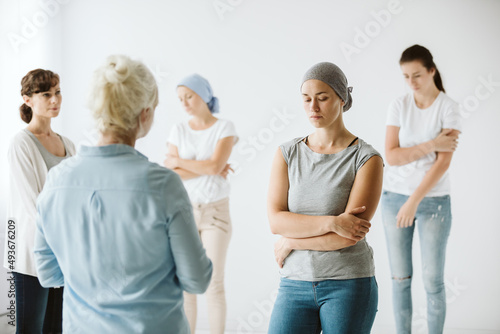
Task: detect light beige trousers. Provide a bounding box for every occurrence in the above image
[184,197,232,334]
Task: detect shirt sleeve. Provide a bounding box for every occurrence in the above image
[34,191,64,288]
[356,142,384,171]
[164,173,213,294]
[167,123,181,147]
[8,137,40,229]
[386,99,401,127]
[218,120,239,144]
[442,102,463,133]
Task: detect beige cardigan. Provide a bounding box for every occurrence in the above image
[4,129,76,277]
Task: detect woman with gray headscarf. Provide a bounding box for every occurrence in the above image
[267,62,384,333]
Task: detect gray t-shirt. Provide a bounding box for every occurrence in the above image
[24,129,70,171]
[279,137,382,281]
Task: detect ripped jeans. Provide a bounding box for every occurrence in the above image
[381,191,452,334]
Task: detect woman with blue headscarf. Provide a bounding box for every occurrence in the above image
[164,74,238,334]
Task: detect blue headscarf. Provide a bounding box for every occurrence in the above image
[177,74,219,114]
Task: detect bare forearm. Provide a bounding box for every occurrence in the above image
[269,211,333,238]
[287,232,356,251]
[386,140,435,166]
[177,158,223,176]
[172,168,200,180]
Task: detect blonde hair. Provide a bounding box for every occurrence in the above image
[88,55,158,135]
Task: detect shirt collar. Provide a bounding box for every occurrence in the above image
[78,144,147,159]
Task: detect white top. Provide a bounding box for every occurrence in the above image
[4,129,76,276]
[168,119,238,204]
[384,92,462,197]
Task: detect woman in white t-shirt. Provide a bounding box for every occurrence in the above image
[164,74,238,334]
[382,45,462,334]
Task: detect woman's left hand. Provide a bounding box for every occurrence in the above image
[163,155,179,169]
[396,199,419,228]
[274,237,293,268]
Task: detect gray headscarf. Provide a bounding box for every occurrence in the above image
[301,62,353,112]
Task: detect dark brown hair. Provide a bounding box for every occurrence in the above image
[400,45,445,93]
[20,69,60,123]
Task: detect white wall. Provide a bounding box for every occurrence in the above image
[1,0,499,332]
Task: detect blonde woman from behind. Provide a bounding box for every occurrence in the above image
[34,55,212,333]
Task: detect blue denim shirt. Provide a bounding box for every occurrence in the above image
[34,144,212,333]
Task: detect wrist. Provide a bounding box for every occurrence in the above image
[175,157,182,169]
[328,215,339,234]
[428,139,436,153]
[407,195,422,206]
[284,238,294,250]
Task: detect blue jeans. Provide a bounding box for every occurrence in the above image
[13,272,63,334]
[268,277,378,334]
[381,191,452,334]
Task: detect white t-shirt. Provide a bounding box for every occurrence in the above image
[168,119,238,203]
[384,92,462,197]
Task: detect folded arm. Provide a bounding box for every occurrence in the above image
[268,148,375,241]
[385,126,459,166]
[274,154,384,266]
[165,137,235,178]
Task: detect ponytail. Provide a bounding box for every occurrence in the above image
[19,104,32,124]
[433,68,445,93]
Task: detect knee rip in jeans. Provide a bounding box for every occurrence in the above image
[392,275,411,281]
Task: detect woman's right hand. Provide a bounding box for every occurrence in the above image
[432,128,459,152]
[333,206,371,241]
[218,163,234,179]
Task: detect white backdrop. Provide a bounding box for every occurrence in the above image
[1,0,499,333]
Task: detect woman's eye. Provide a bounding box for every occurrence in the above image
[319,98,327,102]
[304,99,311,103]
[56,91,61,95]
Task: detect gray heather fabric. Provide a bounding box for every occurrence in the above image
[279,137,382,281]
[24,129,70,171]
[301,62,353,112]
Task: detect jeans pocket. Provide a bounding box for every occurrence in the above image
[211,215,230,233]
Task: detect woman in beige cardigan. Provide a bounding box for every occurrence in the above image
[4,69,75,332]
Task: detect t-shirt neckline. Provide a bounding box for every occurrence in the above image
[412,91,443,111]
[299,137,360,156]
[187,119,219,132]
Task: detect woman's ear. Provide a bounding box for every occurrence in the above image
[140,107,151,123]
[23,95,32,108]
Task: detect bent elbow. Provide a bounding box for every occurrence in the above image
[269,224,280,235]
[385,152,402,166]
[182,261,213,294]
[207,162,224,175]
[268,214,282,235]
